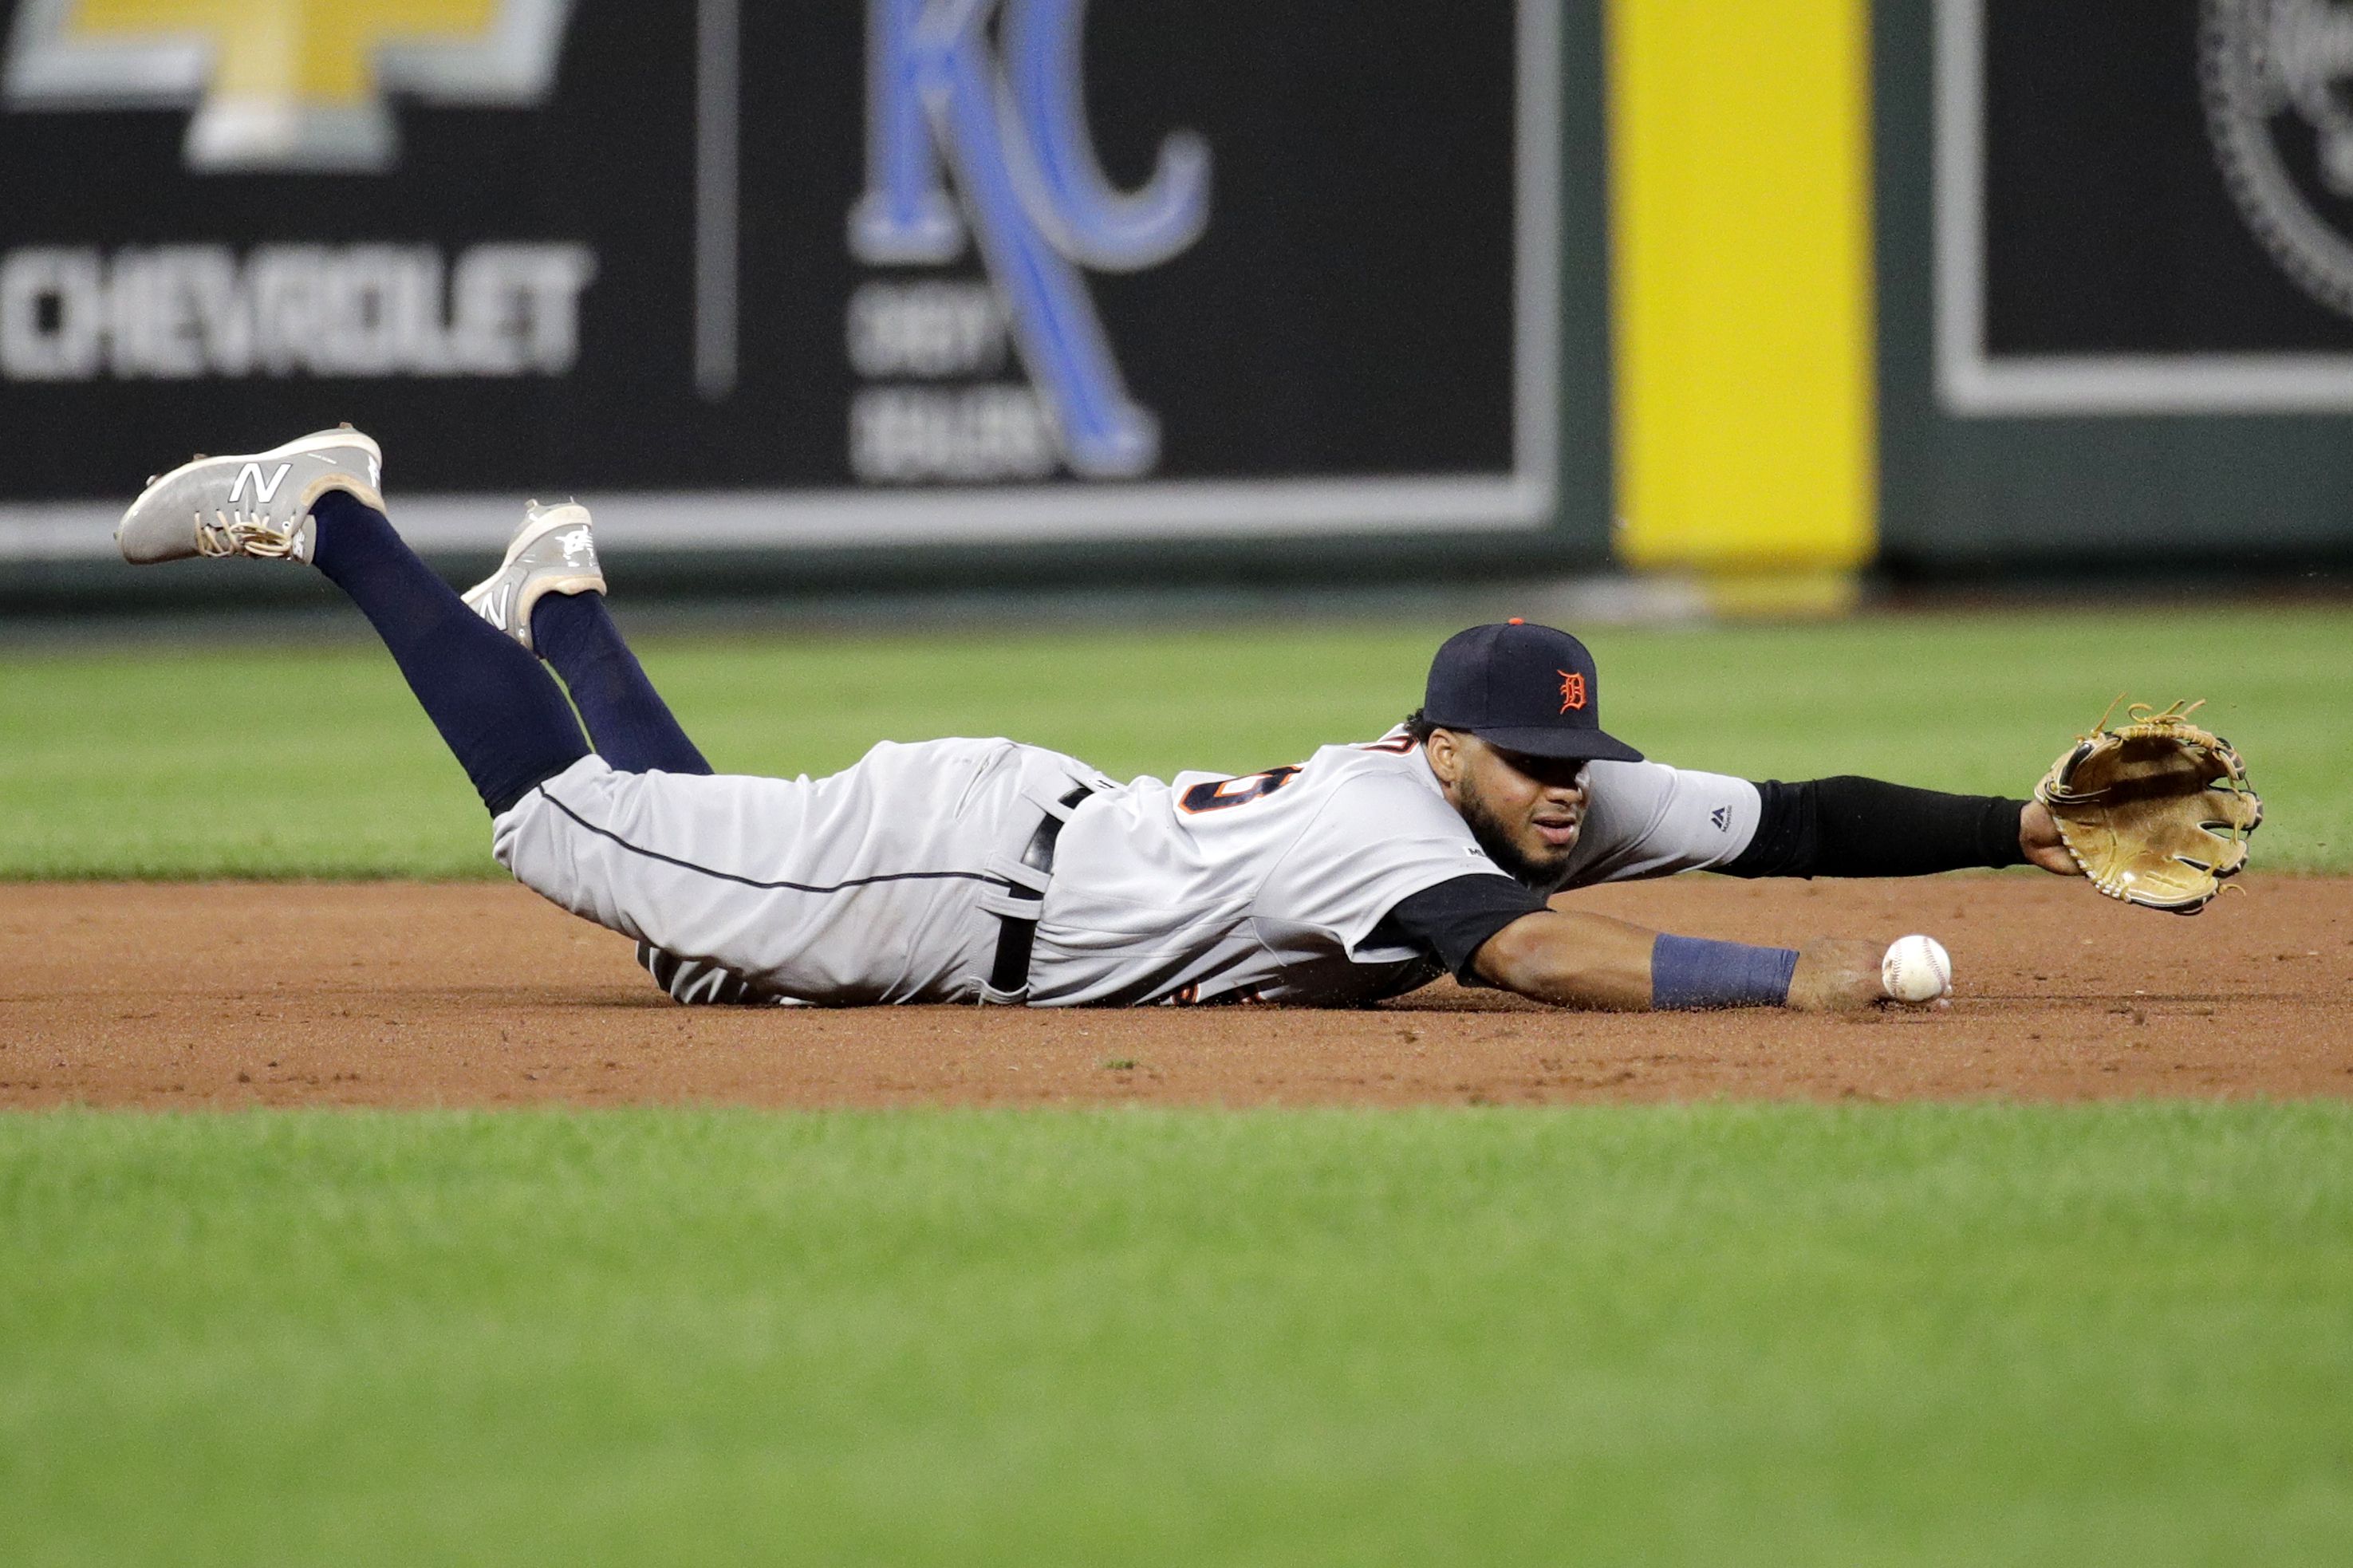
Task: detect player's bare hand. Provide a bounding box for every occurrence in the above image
[1786,938,1892,1012]
[2019,800,2076,876]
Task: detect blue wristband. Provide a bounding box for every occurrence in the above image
[1649,933,1800,1010]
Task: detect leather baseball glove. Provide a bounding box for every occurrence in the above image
[2035,699,2262,914]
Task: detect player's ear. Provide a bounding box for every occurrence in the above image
[1425,728,1462,786]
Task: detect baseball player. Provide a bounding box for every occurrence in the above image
[116,428,2077,1012]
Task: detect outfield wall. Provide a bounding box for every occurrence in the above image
[0,0,2347,606]
[0,0,1614,603]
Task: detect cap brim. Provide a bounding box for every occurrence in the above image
[1469,726,1645,764]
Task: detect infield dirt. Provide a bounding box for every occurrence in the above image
[4,877,2350,1109]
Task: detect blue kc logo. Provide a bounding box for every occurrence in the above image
[849,0,1212,478]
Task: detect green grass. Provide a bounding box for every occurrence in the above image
[8,609,2349,1560]
[2,605,2347,877]
[2,1105,2348,1566]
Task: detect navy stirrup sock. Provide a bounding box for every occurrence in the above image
[529,593,713,776]
[308,490,589,815]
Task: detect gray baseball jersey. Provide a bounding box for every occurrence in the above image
[493,727,1762,1007]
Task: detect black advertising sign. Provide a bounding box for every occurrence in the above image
[1939,0,2353,412]
[1870,0,2353,569]
[0,0,1569,562]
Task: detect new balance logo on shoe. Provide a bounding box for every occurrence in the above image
[227,461,290,505]
[481,582,514,628]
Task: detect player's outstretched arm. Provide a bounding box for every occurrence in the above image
[1471,911,1892,1013]
[1470,908,1657,1009]
[1729,777,2075,879]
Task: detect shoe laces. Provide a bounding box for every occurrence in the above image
[195,510,303,560]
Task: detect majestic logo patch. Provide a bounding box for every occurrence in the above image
[2201,0,2353,319]
[1556,670,1586,713]
[1709,806,1729,831]
[2,0,576,173]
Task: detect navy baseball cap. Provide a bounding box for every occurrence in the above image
[1422,621,1643,762]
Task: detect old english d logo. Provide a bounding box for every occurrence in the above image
[1557,670,1586,713]
[2,0,574,172]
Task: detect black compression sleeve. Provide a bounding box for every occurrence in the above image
[1724,777,2031,879]
[1370,874,1548,981]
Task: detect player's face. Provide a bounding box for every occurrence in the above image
[1432,733,1590,884]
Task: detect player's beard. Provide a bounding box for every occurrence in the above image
[1452,779,1577,889]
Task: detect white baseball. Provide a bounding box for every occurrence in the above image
[1880,935,1953,1004]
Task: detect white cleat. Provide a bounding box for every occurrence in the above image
[116,426,384,566]
[461,500,605,652]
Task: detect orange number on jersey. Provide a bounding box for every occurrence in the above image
[1179,765,1303,814]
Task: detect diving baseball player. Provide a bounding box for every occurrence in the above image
[115,428,2079,1012]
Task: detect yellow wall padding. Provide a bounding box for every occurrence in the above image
[1607,0,1877,574]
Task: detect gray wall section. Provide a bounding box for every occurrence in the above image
[1547,0,1618,572]
[1874,2,2353,570]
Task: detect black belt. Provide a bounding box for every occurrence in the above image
[989,786,1094,995]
